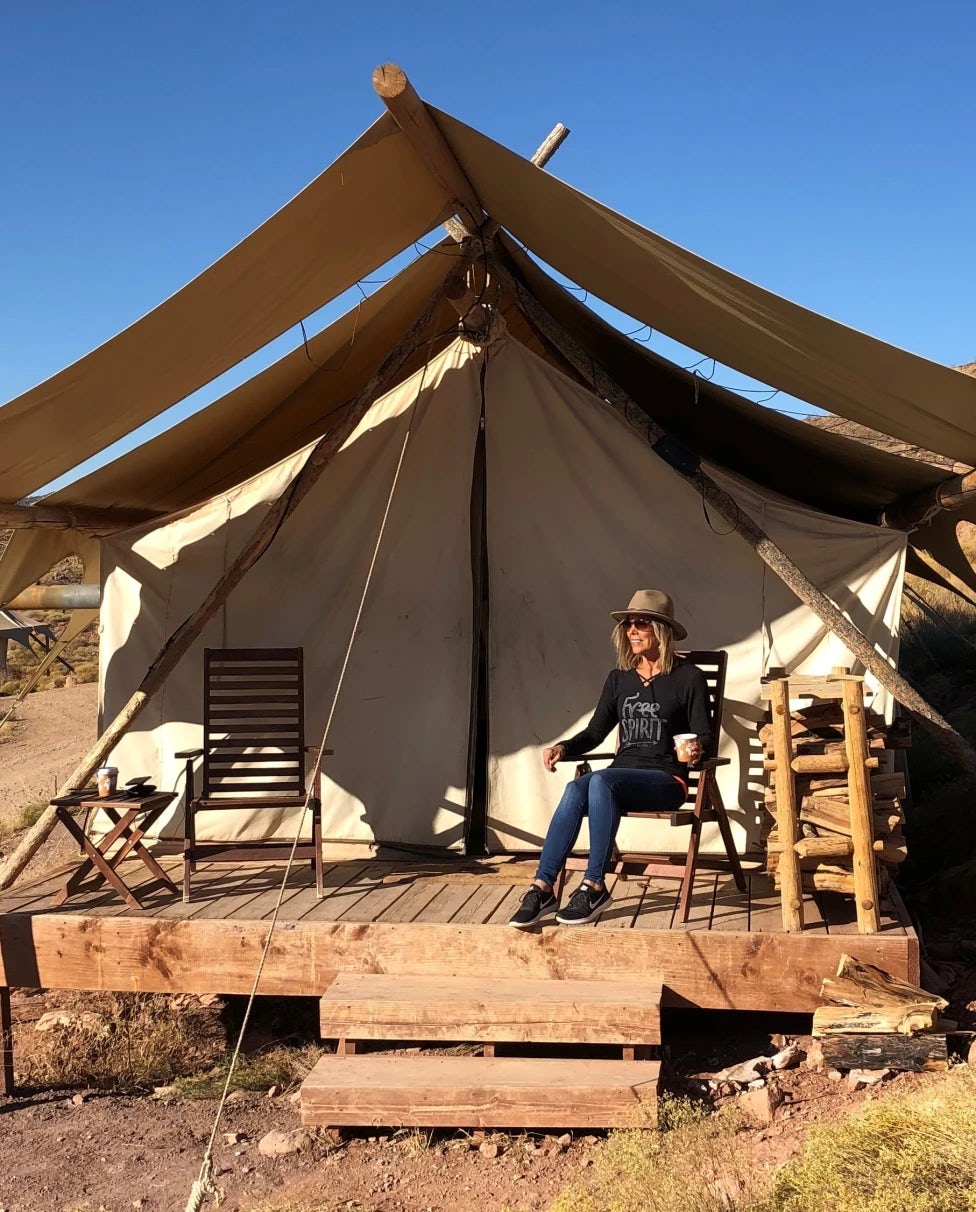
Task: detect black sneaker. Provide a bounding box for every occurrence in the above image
[509,885,558,929]
[556,883,612,925]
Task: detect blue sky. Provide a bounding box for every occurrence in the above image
[1,2,974,489]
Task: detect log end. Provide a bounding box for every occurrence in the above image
[372,63,408,99]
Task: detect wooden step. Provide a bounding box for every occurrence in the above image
[319,974,662,1045]
[300,1054,659,1128]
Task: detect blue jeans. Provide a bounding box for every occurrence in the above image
[535,767,687,888]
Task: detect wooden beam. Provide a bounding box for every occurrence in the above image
[300,1054,660,1129]
[0,502,156,534]
[0,279,464,892]
[881,464,976,530]
[372,63,485,234]
[0,912,917,1012]
[486,251,976,779]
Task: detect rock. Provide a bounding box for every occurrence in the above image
[152,1084,177,1100]
[226,1089,246,1102]
[737,1083,783,1126]
[223,1132,244,1145]
[769,1044,801,1071]
[266,1084,281,1099]
[258,1129,310,1158]
[36,1010,108,1035]
[847,1068,890,1090]
[556,1133,572,1149]
[478,1141,500,1158]
[289,1090,302,1105]
[802,1040,825,1071]
[827,1068,844,1081]
[713,1055,769,1085]
[770,1033,788,1049]
[967,1038,976,1068]
[746,1078,766,1090]
[71,1093,86,1106]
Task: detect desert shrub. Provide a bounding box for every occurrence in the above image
[753,1067,976,1212]
[172,1041,328,1098]
[17,992,226,1092]
[548,1095,757,1212]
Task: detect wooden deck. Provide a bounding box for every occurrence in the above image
[0,856,918,1012]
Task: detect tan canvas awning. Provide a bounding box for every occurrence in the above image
[0,115,452,501]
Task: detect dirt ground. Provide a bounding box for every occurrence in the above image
[0,684,98,824]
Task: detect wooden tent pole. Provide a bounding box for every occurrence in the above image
[881,465,976,530]
[0,282,459,891]
[487,252,976,776]
[372,63,485,236]
[0,502,156,534]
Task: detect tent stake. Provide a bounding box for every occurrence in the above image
[0,281,461,891]
[488,252,976,777]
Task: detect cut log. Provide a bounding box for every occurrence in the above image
[820,1033,947,1072]
[813,1004,940,1037]
[820,954,948,1011]
[794,836,854,860]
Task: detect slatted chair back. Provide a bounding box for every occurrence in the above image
[677,649,727,801]
[201,647,307,800]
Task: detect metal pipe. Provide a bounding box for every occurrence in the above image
[5,584,101,610]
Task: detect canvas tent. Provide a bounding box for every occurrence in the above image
[1,69,975,864]
[0,610,55,652]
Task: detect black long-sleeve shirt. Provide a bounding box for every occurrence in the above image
[559,660,713,780]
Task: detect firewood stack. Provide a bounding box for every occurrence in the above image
[814,954,949,1073]
[759,671,911,933]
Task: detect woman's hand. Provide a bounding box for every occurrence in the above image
[543,743,567,772]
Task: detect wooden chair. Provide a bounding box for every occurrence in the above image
[556,650,745,923]
[177,647,326,902]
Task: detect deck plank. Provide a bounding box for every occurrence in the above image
[450,884,512,924]
[708,876,751,932]
[298,863,397,922]
[599,876,648,930]
[414,883,480,923]
[374,878,445,923]
[747,872,786,933]
[633,880,678,931]
[671,874,719,932]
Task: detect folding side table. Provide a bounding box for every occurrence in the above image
[49,789,178,910]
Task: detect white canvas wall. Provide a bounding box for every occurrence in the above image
[99,341,481,849]
[483,338,906,855]
[97,334,906,859]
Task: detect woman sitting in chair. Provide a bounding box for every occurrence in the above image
[510,589,711,928]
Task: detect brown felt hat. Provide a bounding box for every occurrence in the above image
[610,589,687,641]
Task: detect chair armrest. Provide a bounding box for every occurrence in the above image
[304,746,335,757]
[174,749,204,760]
[698,757,731,770]
[555,752,615,762]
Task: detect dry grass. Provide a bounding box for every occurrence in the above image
[753,1066,976,1212]
[171,1041,330,1099]
[17,991,227,1092]
[548,1095,758,1212]
[0,799,48,841]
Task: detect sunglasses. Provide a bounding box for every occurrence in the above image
[623,616,656,630]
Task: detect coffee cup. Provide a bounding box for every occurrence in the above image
[673,733,698,764]
[96,766,119,798]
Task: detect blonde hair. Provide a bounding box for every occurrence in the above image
[612,619,676,674]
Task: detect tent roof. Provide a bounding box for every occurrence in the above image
[1,88,975,595]
[0,609,54,647]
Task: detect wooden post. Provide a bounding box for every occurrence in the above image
[881,465,976,530]
[0,986,13,1096]
[372,63,485,235]
[0,502,155,534]
[0,280,464,892]
[486,250,976,778]
[842,679,881,933]
[769,680,803,932]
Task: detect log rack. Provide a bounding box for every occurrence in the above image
[761,669,907,934]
